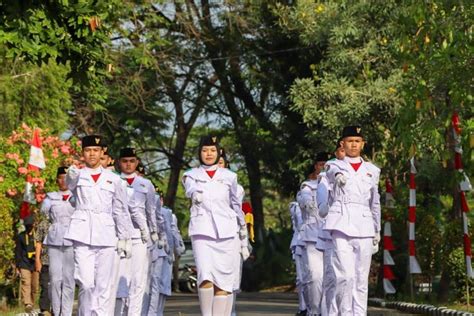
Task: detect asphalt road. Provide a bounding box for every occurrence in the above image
[163,292,416,316]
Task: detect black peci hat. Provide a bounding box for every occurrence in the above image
[119,148,137,158]
[81,135,106,149]
[56,166,68,177]
[342,125,363,138]
[315,152,331,162]
[220,148,230,167]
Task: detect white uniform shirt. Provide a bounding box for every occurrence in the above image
[182,166,244,239]
[323,157,381,237]
[64,166,130,246]
[122,173,161,239]
[41,191,75,246]
[289,202,305,253]
[297,179,323,243]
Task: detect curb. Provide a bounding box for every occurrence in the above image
[369,298,474,315]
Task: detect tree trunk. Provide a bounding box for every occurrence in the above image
[164,146,185,211]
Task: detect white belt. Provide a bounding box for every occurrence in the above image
[341,196,370,206]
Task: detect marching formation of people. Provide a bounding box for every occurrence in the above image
[16,133,253,316]
[290,125,381,316]
[15,124,379,316]
[16,135,188,316]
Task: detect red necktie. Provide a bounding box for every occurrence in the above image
[62,195,69,201]
[206,170,216,178]
[350,162,362,172]
[126,178,135,185]
[91,174,101,182]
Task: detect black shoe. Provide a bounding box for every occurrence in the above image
[295,310,307,316]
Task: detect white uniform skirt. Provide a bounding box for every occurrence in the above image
[191,234,240,292]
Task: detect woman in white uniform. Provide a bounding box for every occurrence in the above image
[182,136,247,316]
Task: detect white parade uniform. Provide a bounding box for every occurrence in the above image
[41,191,76,316]
[64,166,130,316]
[297,180,325,315]
[323,157,381,315]
[315,172,336,316]
[182,166,244,293]
[106,176,135,316]
[147,207,184,316]
[116,173,160,316]
[289,201,307,314]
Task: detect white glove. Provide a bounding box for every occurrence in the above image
[67,165,81,179]
[241,246,250,261]
[176,240,186,255]
[239,225,248,240]
[304,200,317,213]
[140,229,149,244]
[117,239,127,258]
[373,231,381,245]
[157,233,169,253]
[319,204,329,218]
[372,232,381,254]
[125,239,133,258]
[192,191,203,205]
[150,232,159,243]
[167,254,174,264]
[335,173,347,187]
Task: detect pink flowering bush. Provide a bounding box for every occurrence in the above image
[0,123,80,282]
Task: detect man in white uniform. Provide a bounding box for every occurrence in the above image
[40,167,76,316]
[64,135,131,316]
[297,152,330,315]
[315,139,344,315]
[289,201,307,316]
[322,126,381,315]
[116,147,164,315]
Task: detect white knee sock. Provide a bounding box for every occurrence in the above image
[212,295,228,316]
[198,287,214,316]
[224,293,234,316]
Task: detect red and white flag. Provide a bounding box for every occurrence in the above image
[20,129,45,219]
[28,129,46,169]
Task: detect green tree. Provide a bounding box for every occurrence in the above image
[0,60,72,136]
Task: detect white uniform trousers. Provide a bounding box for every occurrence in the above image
[126,240,149,315]
[321,248,336,316]
[294,253,307,312]
[304,243,324,315]
[331,231,373,315]
[104,252,120,316]
[48,246,75,316]
[148,256,171,315]
[141,248,154,316]
[74,243,116,316]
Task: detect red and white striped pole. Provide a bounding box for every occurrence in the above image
[383,179,396,294]
[408,157,421,274]
[452,112,473,278]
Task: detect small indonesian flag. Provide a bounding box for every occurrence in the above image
[28,129,45,170]
[20,128,46,219]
